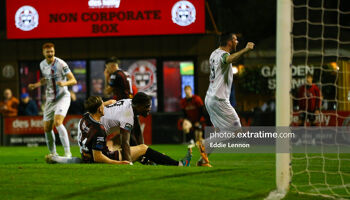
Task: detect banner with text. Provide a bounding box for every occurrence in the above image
[2,115,152,146]
[3,115,82,146]
[6,0,205,39]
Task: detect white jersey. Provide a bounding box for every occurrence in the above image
[40,57,71,102]
[101,99,134,133]
[206,48,233,100]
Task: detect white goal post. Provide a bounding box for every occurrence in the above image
[266,0,292,199]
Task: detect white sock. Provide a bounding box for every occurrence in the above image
[52,155,81,164]
[56,124,71,155]
[45,130,56,154]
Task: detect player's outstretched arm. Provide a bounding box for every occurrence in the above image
[28,78,46,90]
[93,150,130,165]
[103,99,117,106]
[120,128,132,162]
[57,72,77,87]
[226,42,255,64]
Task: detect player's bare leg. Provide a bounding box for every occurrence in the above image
[54,114,71,157]
[130,144,148,162]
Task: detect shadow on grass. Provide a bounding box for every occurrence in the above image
[58,168,235,199]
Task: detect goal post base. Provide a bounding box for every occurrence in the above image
[265,189,287,200]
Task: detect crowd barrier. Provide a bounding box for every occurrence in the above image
[1,115,152,146]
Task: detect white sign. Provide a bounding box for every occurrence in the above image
[15,5,39,31]
[88,0,121,8]
[261,65,314,90]
[171,0,196,26]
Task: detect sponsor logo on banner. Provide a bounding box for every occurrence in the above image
[128,61,156,92]
[171,0,196,26]
[8,118,43,133]
[15,5,39,31]
[291,111,350,126]
[3,115,82,146]
[2,65,16,79]
[88,0,121,8]
[4,116,81,135]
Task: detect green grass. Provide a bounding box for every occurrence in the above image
[0,145,344,200]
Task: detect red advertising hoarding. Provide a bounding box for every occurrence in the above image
[3,115,152,145]
[291,111,350,126]
[6,0,205,39]
[4,115,82,135]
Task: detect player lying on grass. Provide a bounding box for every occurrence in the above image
[46,95,192,166]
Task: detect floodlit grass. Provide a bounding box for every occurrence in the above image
[0,145,340,199]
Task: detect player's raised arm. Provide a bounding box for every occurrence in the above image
[57,72,77,87]
[92,150,130,165]
[28,78,46,90]
[225,42,255,64]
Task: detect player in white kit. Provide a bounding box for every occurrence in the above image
[29,42,77,158]
[100,92,192,165]
[100,92,150,162]
[206,33,254,132]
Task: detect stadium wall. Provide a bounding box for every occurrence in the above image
[0,32,217,101]
[0,32,219,144]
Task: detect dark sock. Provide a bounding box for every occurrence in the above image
[144,148,179,166]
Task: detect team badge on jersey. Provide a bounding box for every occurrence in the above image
[62,66,70,74]
[171,0,196,26]
[15,5,39,31]
[124,123,133,132]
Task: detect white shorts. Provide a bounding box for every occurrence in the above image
[43,94,71,121]
[205,95,241,132]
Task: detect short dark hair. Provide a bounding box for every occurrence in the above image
[42,42,55,49]
[84,96,103,114]
[105,56,120,65]
[219,33,234,46]
[132,92,151,106]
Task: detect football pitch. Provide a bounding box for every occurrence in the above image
[0,145,330,200]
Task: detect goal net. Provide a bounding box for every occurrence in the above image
[290,0,350,199]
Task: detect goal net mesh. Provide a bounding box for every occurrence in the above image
[290,0,350,199]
